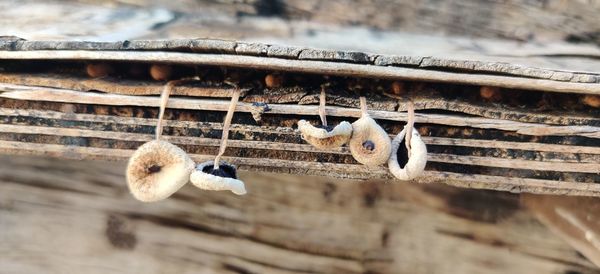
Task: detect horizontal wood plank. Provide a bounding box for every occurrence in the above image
[1,83,598,138]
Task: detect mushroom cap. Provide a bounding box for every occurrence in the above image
[190,161,247,195]
[583,95,600,108]
[297,120,352,149]
[86,63,113,78]
[349,115,392,166]
[126,140,195,202]
[388,127,427,180]
[149,64,173,81]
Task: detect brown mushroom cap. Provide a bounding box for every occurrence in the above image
[583,95,600,108]
[388,127,427,180]
[348,115,392,166]
[265,73,284,88]
[297,120,352,149]
[150,64,173,81]
[86,63,113,78]
[479,86,502,102]
[126,140,195,202]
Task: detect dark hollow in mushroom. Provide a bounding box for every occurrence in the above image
[362,140,375,151]
[396,139,410,169]
[201,163,238,179]
[147,165,162,174]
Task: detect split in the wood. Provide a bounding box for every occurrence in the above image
[0,60,598,123]
[0,57,599,193]
[4,84,596,182]
[0,140,598,196]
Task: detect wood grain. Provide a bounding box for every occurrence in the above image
[1,83,598,138]
[0,140,597,197]
[524,194,600,268]
[1,50,599,95]
[0,155,598,274]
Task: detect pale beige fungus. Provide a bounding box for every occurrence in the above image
[349,115,391,166]
[126,140,195,202]
[388,127,427,180]
[298,120,352,149]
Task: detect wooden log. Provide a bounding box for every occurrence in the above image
[1,84,598,138]
[0,155,598,274]
[0,141,598,196]
[3,107,600,168]
[1,37,600,85]
[523,194,600,268]
[0,38,598,196]
[5,72,598,126]
[1,50,599,95]
[0,123,596,173]
[0,73,250,97]
[0,82,597,195]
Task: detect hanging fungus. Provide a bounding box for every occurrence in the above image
[189,88,247,195]
[190,161,247,195]
[388,103,427,180]
[298,120,352,149]
[126,80,194,202]
[348,97,391,166]
[297,87,352,149]
[126,140,195,202]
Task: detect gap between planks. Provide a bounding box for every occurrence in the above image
[0,123,597,173]
[0,50,599,95]
[0,83,598,138]
[0,140,597,196]
[0,107,598,155]
[1,72,598,127]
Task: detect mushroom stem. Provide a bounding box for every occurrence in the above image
[155,78,201,140]
[359,96,368,116]
[319,87,328,127]
[405,101,415,155]
[155,81,174,140]
[214,88,241,169]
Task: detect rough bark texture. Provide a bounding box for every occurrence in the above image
[1,37,600,87]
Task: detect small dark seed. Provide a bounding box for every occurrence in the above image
[148,165,162,174]
[362,140,375,151]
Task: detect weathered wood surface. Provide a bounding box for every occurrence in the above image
[0,73,597,127]
[0,83,597,196]
[524,194,600,268]
[0,155,598,274]
[0,1,599,273]
[2,38,600,91]
[0,5,598,200]
[2,84,598,138]
[4,0,600,73]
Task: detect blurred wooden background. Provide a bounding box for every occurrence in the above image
[1,0,599,273]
